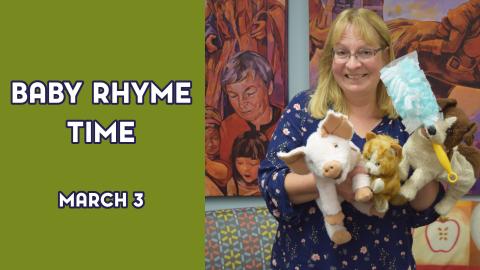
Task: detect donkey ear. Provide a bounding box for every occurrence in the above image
[365,132,377,141]
[464,122,477,145]
[437,98,457,111]
[277,147,310,175]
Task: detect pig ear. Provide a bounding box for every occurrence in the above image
[277,147,310,175]
[318,111,341,137]
[365,132,377,141]
[319,111,353,139]
[334,116,354,140]
[464,122,477,145]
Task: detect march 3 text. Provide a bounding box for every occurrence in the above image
[58,191,145,209]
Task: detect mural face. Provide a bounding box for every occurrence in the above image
[224,72,273,123]
[309,0,480,195]
[205,0,288,197]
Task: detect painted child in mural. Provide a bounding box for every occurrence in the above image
[205,0,286,116]
[205,106,231,196]
[219,50,282,195]
[227,130,268,196]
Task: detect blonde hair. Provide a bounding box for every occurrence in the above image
[308,8,397,119]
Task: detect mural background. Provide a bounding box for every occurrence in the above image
[205,0,288,197]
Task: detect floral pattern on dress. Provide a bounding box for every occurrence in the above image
[259,90,445,269]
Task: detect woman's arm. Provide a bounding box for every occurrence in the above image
[284,172,356,205]
[258,92,314,222]
[409,181,440,211]
[284,173,318,204]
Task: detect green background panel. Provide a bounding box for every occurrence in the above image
[0,1,204,269]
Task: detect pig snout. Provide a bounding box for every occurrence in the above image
[322,161,342,179]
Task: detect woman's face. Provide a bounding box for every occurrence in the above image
[235,157,260,184]
[331,25,386,96]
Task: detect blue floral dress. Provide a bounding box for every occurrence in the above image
[259,90,444,270]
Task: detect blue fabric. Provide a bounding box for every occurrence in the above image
[380,51,441,134]
[259,90,444,270]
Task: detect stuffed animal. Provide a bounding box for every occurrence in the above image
[379,51,479,216]
[399,98,480,215]
[363,132,404,214]
[277,110,373,245]
[380,51,442,134]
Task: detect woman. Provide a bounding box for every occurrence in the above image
[258,8,443,269]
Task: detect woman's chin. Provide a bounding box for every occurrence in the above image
[343,86,370,95]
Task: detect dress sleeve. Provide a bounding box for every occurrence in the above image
[407,182,445,228]
[258,93,312,224]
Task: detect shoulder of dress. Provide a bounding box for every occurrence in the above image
[289,89,314,104]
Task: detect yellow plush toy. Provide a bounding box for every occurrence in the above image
[363,132,405,214]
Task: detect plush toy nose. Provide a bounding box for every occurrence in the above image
[322,161,342,179]
[427,126,436,136]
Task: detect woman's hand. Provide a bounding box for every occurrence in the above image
[410,181,440,211]
[284,173,318,204]
[336,174,355,203]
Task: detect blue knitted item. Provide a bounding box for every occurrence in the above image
[380,51,441,133]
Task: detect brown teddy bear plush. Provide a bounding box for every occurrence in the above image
[399,98,480,216]
[363,132,404,214]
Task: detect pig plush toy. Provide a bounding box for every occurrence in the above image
[277,110,374,245]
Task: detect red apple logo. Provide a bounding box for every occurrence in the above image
[425,218,460,253]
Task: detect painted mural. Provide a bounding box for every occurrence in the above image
[205,0,288,197]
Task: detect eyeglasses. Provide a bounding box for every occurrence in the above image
[332,47,385,62]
